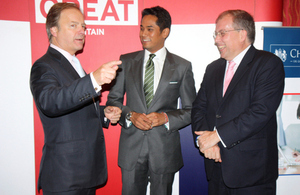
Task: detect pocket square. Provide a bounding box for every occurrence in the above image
[169,81,178,84]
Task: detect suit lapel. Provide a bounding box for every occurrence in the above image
[216,60,226,104]
[129,51,146,107]
[61,57,81,80]
[149,51,175,109]
[223,45,255,99]
[48,47,81,80]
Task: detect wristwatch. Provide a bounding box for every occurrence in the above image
[126,112,133,121]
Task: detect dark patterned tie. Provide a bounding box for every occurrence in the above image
[144,54,156,108]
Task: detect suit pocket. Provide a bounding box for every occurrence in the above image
[168,81,179,88]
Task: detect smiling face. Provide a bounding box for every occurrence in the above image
[214,14,246,61]
[50,8,86,55]
[139,15,169,54]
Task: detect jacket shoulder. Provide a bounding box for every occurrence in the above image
[255,49,281,61]
[33,47,61,66]
[206,58,225,71]
[120,50,143,60]
[168,52,191,65]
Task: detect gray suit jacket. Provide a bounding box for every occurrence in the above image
[30,47,108,192]
[107,50,196,174]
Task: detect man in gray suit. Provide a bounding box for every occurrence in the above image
[30,3,121,194]
[106,6,196,195]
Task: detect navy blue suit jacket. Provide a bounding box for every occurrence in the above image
[192,45,284,188]
[30,47,108,192]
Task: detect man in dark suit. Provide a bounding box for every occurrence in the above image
[30,3,122,195]
[192,10,285,194]
[106,6,196,195]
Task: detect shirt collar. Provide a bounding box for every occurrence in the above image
[144,47,167,63]
[230,45,251,66]
[50,44,74,64]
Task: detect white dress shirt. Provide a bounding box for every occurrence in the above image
[143,47,167,93]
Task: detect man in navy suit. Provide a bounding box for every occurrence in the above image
[192,10,284,194]
[30,3,121,195]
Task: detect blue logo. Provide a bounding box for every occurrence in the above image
[271,44,300,77]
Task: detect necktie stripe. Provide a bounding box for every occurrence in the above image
[144,54,155,108]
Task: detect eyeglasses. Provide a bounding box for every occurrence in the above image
[213,29,243,39]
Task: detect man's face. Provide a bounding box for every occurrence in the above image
[139,15,169,53]
[214,14,243,61]
[51,8,86,55]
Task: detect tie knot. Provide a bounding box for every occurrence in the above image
[228,60,236,68]
[146,54,155,68]
[149,54,156,60]
[72,56,79,63]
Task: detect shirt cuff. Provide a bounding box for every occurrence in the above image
[163,112,169,130]
[215,127,226,148]
[90,72,101,93]
[195,135,200,147]
[126,119,132,128]
[164,122,170,130]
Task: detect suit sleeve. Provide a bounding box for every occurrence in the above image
[191,65,212,142]
[30,61,99,117]
[167,62,196,131]
[106,55,131,128]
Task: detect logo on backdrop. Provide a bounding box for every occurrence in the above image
[271,44,300,78]
[272,44,300,64]
[35,0,138,26]
[274,48,287,62]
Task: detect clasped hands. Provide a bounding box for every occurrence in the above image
[195,131,222,163]
[104,106,122,124]
[130,112,167,131]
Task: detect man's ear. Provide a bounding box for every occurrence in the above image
[162,28,170,39]
[50,26,58,37]
[239,29,247,42]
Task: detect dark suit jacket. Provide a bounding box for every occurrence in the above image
[192,45,285,188]
[30,47,108,192]
[107,50,196,174]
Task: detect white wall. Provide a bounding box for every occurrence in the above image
[0,20,35,195]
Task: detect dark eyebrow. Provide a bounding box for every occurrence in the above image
[140,24,154,28]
